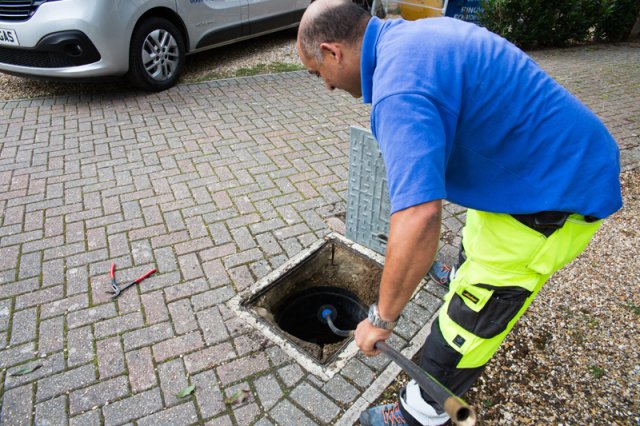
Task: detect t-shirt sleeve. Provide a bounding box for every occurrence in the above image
[372,93,455,214]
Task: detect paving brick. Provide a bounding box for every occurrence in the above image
[199,242,236,261]
[131,239,154,265]
[228,265,254,292]
[270,399,317,426]
[224,312,254,337]
[217,352,270,385]
[126,346,157,393]
[253,417,276,426]
[266,345,291,367]
[0,298,11,331]
[290,382,340,423]
[150,229,190,249]
[158,358,190,406]
[9,307,37,345]
[152,331,204,362]
[123,321,173,351]
[255,374,283,410]
[185,215,209,239]
[34,395,68,426]
[69,409,101,426]
[0,276,38,299]
[280,237,303,257]
[191,286,234,311]
[102,388,163,426]
[108,232,130,257]
[154,246,178,273]
[278,364,305,387]
[67,303,117,329]
[38,316,64,355]
[4,353,66,390]
[322,375,360,404]
[87,227,107,250]
[205,223,235,246]
[340,358,375,389]
[67,325,95,367]
[192,369,226,419]
[18,251,42,280]
[44,242,84,260]
[137,401,199,426]
[42,258,65,287]
[178,253,205,281]
[223,247,263,269]
[141,291,169,324]
[174,236,213,256]
[256,233,283,256]
[183,341,236,374]
[66,265,90,296]
[36,364,96,402]
[15,284,63,310]
[94,311,145,339]
[0,341,35,369]
[196,306,229,345]
[0,384,33,426]
[233,402,261,425]
[204,415,234,426]
[168,298,198,334]
[69,375,129,415]
[231,226,257,251]
[40,293,88,319]
[234,331,268,356]
[201,258,231,287]
[164,278,209,302]
[96,336,125,379]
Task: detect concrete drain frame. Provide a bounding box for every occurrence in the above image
[228,232,440,386]
[229,233,385,379]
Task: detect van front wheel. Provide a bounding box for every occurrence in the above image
[128,17,185,91]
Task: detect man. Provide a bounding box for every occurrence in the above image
[296,1,622,425]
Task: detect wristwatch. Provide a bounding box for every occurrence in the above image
[367,304,398,330]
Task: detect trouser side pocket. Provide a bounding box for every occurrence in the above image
[447,283,531,339]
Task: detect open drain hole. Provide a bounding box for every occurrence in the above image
[244,238,382,364]
[275,286,366,345]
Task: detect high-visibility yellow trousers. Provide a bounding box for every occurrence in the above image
[439,209,602,368]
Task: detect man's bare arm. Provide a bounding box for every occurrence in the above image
[355,199,442,356]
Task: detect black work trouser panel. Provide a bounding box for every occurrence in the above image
[398,319,485,426]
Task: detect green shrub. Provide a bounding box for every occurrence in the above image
[594,0,640,41]
[478,0,598,48]
[479,0,639,47]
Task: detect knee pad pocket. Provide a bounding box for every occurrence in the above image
[447,283,531,339]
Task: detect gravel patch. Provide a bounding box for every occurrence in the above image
[465,168,639,425]
[370,168,640,425]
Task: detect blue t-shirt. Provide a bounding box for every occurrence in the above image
[361,17,622,218]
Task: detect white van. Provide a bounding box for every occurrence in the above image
[0,0,312,91]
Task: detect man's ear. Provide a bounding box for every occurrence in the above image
[319,42,343,63]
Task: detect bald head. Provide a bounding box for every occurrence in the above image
[298,0,371,62]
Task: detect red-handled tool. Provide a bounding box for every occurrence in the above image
[107,263,156,299]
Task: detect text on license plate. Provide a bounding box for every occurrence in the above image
[0,28,19,46]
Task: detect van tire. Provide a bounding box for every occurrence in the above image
[128,17,185,91]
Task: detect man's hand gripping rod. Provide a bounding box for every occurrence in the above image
[321,308,476,426]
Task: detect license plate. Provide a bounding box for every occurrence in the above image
[0,28,19,47]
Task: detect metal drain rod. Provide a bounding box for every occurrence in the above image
[320,308,476,426]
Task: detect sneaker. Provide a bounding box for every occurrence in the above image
[428,261,453,289]
[359,402,408,426]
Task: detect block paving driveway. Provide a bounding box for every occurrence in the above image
[0,44,639,425]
